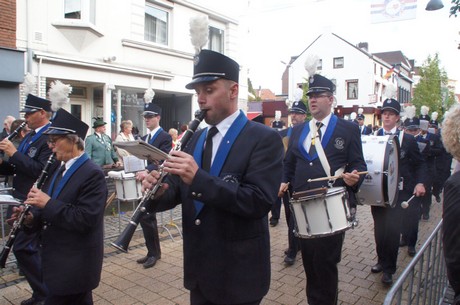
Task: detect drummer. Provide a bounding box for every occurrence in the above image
[280,73,366,305]
[371,99,427,285]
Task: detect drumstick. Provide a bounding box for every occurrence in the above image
[307,171,368,183]
[401,195,416,209]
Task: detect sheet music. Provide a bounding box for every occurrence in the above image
[0,194,21,205]
[113,140,169,163]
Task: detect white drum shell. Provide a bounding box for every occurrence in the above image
[358,135,400,207]
[290,187,351,238]
[108,171,143,201]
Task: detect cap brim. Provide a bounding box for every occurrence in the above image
[185,76,221,89]
[20,107,40,113]
[289,109,306,114]
[306,88,329,95]
[381,107,400,114]
[143,111,159,117]
[43,127,74,135]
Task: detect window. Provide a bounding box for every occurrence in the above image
[209,26,224,53]
[317,59,323,71]
[347,80,358,100]
[145,4,168,45]
[333,57,344,69]
[64,0,95,24]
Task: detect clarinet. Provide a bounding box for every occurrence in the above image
[6,122,27,141]
[111,110,207,253]
[0,153,56,268]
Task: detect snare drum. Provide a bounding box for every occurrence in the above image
[290,187,351,238]
[108,171,143,201]
[358,135,400,207]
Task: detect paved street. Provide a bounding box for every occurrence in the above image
[0,198,444,305]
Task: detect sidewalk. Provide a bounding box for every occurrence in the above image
[0,199,444,305]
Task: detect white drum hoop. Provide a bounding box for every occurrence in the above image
[358,135,400,207]
[289,187,352,239]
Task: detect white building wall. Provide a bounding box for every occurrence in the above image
[16,0,244,137]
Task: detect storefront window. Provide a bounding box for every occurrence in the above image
[112,89,145,139]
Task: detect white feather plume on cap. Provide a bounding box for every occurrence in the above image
[383,83,397,100]
[404,105,416,120]
[421,105,429,115]
[23,73,37,96]
[48,80,72,111]
[144,88,155,104]
[431,111,438,121]
[304,55,319,80]
[189,15,209,55]
[358,108,363,115]
[350,112,357,120]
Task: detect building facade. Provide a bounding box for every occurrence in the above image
[283,33,413,126]
[15,0,245,138]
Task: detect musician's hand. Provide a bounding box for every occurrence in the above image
[142,170,169,197]
[342,170,360,187]
[7,206,33,226]
[414,183,425,197]
[0,139,17,157]
[114,161,122,168]
[25,187,51,209]
[162,150,198,185]
[278,182,289,197]
[136,170,149,181]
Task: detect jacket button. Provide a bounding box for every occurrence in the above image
[195,219,201,226]
[192,192,196,197]
[197,193,202,198]
[43,225,47,230]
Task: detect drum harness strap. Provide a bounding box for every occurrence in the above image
[309,120,345,188]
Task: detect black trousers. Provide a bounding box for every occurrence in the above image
[45,291,93,305]
[13,230,48,301]
[139,212,161,257]
[300,232,344,305]
[401,196,422,247]
[371,190,408,274]
[190,286,262,305]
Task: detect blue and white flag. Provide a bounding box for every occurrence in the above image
[371,0,417,24]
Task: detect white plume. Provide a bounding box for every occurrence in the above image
[48,80,72,111]
[404,105,416,120]
[358,108,364,115]
[421,105,429,115]
[189,15,209,54]
[304,55,319,78]
[144,88,155,104]
[23,73,36,96]
[431,111,438,121]
[350,112,357,120]
[383,83,397,100]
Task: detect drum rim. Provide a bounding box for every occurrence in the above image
[383,136,400,207]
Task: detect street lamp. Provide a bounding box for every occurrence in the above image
[426,0,444,11]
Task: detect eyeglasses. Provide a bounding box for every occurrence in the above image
[47,135,66,144]
[308,94,331,100]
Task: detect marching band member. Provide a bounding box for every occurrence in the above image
[371,98,427,285]
[136,103,172,269]
[142,48,284,305]
[17,108,106,305]
[281,73,366,305]
[0,91,57,305]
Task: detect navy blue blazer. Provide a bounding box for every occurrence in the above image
[0,130,58,200]
[283,117,367,193]
[148,118,284,304]
[142,129,172,171]
[30,158,107,295]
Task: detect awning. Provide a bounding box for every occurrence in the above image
[246,112,262,120]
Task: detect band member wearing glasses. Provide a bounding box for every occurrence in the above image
[280,73,366,305]
[13,109,107,305]
[142,49,284,305]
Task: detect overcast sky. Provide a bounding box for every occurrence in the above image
[191,0,460,94]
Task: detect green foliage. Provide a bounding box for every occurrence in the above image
[451,0,460,17]
[411,53,450,117]
[247,78,261,102]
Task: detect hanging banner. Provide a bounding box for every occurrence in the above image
[371,0,417,24]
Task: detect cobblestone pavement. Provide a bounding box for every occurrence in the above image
[0,197,445,305]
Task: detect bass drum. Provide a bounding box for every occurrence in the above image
[358,135,400,207]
